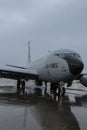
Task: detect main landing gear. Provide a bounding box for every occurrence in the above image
[50,83,65,100]
[17,79,21,96]
[44,82,47,96]
[17,79,25,97]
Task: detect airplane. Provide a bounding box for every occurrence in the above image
[0,49,87,96]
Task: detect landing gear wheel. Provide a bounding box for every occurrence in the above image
[50,83,57,100]
[17,79,21,96]
[34,88,42,96]
[44,82,47,96]
[57,87,61,96]
[21,80,25,96]
[61,87,65,96]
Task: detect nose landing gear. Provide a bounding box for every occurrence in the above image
[61,87,65,96]
[50,83,65,100]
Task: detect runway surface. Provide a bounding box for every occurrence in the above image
[0,82,87,130]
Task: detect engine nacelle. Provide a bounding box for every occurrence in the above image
[35,80,42,86]
[80,75,87,87]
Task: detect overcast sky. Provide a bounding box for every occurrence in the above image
[0,0,87,68]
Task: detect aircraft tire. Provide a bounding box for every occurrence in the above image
[61,87,65,96]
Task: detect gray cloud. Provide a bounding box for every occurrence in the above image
[0,0,87,68]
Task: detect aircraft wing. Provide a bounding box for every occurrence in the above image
[6,64,26,69]
[0,66,39,80]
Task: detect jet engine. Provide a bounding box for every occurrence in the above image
[80,75,87,87]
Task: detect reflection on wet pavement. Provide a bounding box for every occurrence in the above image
[0,96,80,130]
[71,106,87,130]
[33,97,80,130]
[0,83,87,130]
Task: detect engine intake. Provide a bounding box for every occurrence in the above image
[80,75,87,87]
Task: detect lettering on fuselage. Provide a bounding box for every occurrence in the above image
[62,66,67,72]
[45,63,59,68]
[44,63,67,72]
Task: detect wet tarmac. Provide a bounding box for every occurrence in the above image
[0,83,87,130]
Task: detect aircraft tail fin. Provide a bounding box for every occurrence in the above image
[28,41,31,65]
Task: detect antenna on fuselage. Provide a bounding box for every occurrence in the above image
[28,40,31,65]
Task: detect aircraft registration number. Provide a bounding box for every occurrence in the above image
[45,63,59,68]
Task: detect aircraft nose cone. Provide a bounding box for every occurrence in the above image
[64,56,84,75]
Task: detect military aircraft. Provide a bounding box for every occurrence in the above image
[0,49,87,96]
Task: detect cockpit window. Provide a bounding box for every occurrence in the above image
[54,53,81,59]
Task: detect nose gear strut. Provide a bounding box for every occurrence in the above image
[50,82,65,100]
